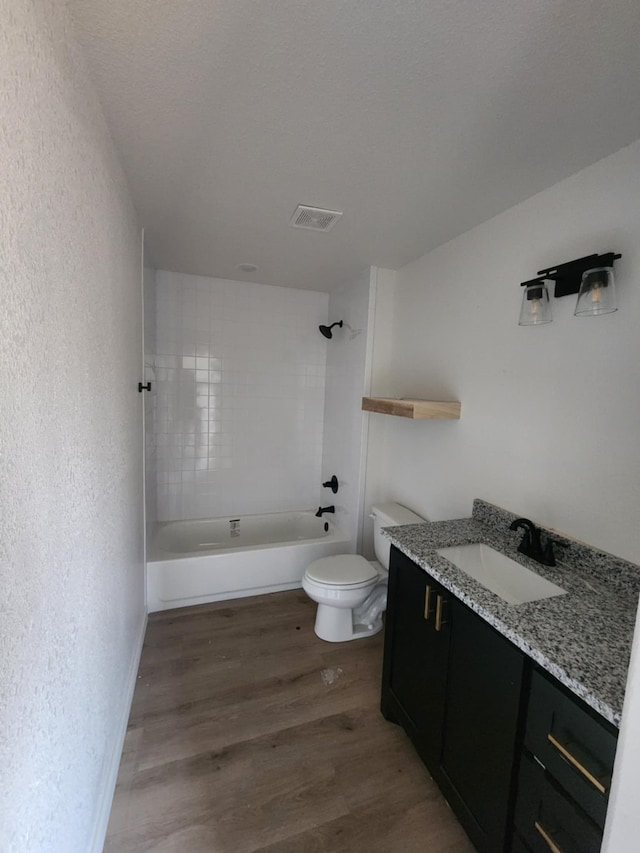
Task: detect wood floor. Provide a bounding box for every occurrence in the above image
[104,590,474,852]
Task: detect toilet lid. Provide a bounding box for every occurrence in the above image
[306,555,378,585]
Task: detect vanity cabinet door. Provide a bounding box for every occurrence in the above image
[381,546,451,772]
[439,598,526,853]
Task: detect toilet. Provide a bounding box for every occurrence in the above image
[302,502,425,642]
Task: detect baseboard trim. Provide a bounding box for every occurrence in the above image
[89,610,147,853]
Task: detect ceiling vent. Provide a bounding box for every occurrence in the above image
[289,205,343,232]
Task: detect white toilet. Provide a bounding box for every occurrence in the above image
[302,502,425,642]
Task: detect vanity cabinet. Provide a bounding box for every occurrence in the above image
[382,546,526,853]
[382,545,619,853]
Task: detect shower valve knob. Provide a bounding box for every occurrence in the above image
[322,475,339,494]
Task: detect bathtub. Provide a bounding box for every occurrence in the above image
[147,511,351,612]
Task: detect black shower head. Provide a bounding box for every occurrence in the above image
[319,320,343,339]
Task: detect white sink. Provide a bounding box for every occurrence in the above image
[436,543,567,605]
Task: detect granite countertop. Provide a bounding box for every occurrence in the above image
[384,500,640,728]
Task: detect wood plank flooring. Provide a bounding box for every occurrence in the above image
[104,590,474,852]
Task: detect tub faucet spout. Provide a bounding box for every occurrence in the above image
[315,505,335,517]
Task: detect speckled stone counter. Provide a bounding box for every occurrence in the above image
[384,500,640,728]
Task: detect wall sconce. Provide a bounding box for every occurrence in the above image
[574,266,617,317]
[518,278,552,326]
[519,252,621,324]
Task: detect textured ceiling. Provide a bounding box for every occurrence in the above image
[71,0,640,291]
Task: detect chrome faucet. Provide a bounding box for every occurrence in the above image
[509,518,557,567]
[315,505,335,517]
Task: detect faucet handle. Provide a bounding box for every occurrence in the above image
[541,538,557,567]
[516,528,532,556]
[541,537,569,567]
[322,475,339,494]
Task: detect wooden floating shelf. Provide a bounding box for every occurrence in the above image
[362,397,461,420]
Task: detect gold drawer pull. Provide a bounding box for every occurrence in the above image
[547,733,607,794]
[424,585,433,620]
[435,595,447,631]
[535,821,564,853]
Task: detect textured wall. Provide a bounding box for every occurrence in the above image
[0,1,145,850]
[153,272,329,521]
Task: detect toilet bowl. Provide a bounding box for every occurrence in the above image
[302,502,425,642]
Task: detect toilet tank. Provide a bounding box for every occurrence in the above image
[371,502,426,569]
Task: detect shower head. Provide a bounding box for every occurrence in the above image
[319,321,343,339]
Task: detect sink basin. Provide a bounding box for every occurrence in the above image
[436,543,567,605]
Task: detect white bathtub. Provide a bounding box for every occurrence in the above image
[147,511,351,612]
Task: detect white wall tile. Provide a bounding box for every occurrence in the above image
[154,271,329,520]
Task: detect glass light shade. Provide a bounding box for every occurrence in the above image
[574,266,617,317]
[518,282,552,326]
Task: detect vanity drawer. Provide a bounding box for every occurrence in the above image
[524,670,617,827]
[511,833,533,853]
[514,753,602,853]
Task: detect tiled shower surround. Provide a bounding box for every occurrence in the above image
[154,271,329,521]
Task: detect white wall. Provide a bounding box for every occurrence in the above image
[361,267,402,554]
[320,269,374,552]
[363,139,640,851]
[366,140,640,564]
[143,261,157,529]
[0,2,145,850]
[153,271,329,520]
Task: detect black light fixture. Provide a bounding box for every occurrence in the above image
[518,278,552,326]
[519,252,621,324]
[319,320,343,339]
[574,266,618,317]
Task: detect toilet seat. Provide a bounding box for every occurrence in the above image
[305,555,378,586]
[303,575,375,596]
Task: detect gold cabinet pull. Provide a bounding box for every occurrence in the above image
[424,585,433,620]
[435,595,447,631]
[547,733,607,794]
[535,821,564,853]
